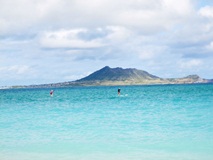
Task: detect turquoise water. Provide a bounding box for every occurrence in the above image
[0,84,213,160]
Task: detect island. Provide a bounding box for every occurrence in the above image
[10,66,212,89]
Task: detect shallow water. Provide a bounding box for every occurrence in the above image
[0,84,213,160]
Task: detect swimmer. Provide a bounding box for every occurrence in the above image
[50,90,54,96]
[118,88,121,96]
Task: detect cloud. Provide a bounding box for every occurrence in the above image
[38,26,133,54]
[199,6,213,18]
[0,0,195,36]
[206,41,213,50]
[64,72,91,81]
[0,0,61,35]
[39,29,106,49]
[1,0,213,85]
[178,59,203,69]
[0,65,37,84]
[137,45,167,60]
[0,65,33,75]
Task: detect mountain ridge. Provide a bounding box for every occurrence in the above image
[74,66,209,86]
[9,66,212,88]
[76,66,159,82]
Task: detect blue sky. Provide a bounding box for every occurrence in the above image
[0,0,213,86]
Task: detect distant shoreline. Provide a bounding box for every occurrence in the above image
[1,66,213,89]
[1,82,212,90]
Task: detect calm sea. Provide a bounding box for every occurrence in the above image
[0,84,213,160]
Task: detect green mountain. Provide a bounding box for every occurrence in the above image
[73,66,207,86]
[77,66,159,82]
[13,66,211,88]
[73,66,163,86]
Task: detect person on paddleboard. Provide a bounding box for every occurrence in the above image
[50,90,54,96]
[118,88,121,96]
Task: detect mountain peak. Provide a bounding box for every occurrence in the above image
[100,66,111,71]
[184,74,200,79]
[102,66,110,69]
[76,66,159,82]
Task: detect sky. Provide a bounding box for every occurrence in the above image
[0,0,213,86]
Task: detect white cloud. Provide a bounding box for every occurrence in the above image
[0,65,32,75]
[105,26,132,42]
[39,26,134,50]
[0,0,61,35]
[206,41,213,50]
[39,29,106,49]
[199,6,213,18]
[178,59,203,69]
[64,71,91,81]
[0,0,195,35]
[1,0,213,85]
[162,0,193,16]
[138,50,155,60]
[138,45,167,60]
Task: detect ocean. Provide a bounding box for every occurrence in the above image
[0,84,213,160]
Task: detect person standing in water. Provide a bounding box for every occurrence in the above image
[50,90,54,96]
[118,88,121,96]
